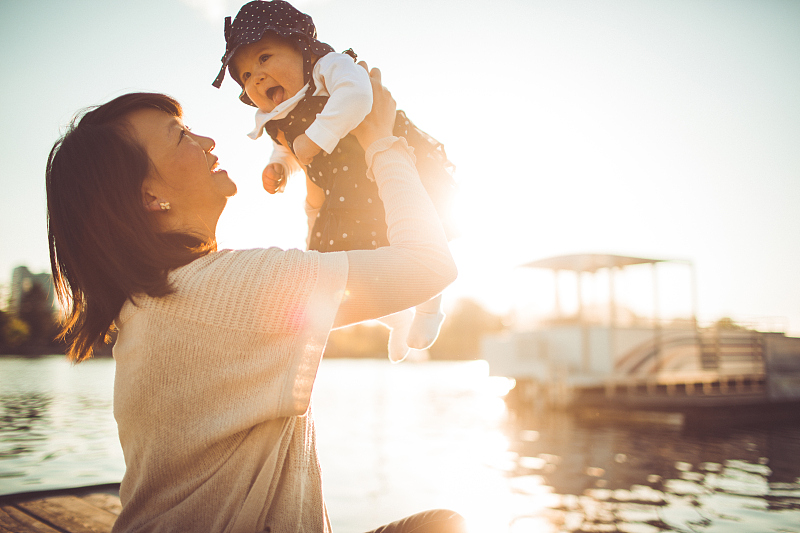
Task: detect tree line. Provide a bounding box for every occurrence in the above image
[0,281,65,355]
[325,297,507,360]
[1,282,506,360]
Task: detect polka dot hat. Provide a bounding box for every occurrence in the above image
[211,0,334,106]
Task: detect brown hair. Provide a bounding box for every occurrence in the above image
[46,93,214,362]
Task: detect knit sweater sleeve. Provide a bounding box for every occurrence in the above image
[335,136,457,327]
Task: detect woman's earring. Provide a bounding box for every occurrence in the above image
[144,196,171,213]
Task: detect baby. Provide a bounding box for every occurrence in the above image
[212,0,457,362]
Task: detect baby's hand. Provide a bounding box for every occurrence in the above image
[262,163,286,194]
[293,134,322,166]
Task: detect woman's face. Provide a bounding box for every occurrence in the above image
[126,108,236,238]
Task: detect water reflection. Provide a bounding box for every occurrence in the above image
[0,392,53,485]
[505,406,800,533]
[0,393,51,458]
[313,360,800,532]
[0,356,123,493]
[1,357,799,533]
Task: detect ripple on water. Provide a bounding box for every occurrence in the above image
[0,356,124,495]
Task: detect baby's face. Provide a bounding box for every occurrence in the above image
[230,33,305,112]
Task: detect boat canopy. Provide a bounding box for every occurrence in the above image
[514,253,698,374]
[520,253,671,273]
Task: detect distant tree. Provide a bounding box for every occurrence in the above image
[18,282,59,348]
[325,323,389,358]
[715,317,745,330]
[429,298,507,360]
[322,299,509,360]
[0,309,30,352]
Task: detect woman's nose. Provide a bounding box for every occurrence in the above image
[196,134,215,153]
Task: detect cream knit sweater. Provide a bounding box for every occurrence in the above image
[111,138,456,532]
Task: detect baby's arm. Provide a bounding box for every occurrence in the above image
[301,53,373,157]
[264,139,303,193]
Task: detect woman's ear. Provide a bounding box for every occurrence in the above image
[143,191,170,212]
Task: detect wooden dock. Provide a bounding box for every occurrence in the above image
[0,484,119,533]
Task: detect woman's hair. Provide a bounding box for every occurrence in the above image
[46,92,214,362]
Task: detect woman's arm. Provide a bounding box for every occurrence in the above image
[333,66,457,328]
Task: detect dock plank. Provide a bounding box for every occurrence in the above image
[0,505,60,533]
[16,495,117,533]
[80,494,121,517]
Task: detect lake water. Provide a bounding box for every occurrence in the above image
[1,355,799,532]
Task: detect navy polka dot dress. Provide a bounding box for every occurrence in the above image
[265,92,458,253]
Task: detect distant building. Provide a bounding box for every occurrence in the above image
[9,266,57,315]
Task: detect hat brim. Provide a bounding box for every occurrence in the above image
[217,30,332,107]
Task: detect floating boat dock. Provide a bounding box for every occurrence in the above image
[0,484,119,533]
[482,254,800,420]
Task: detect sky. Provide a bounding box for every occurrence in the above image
[1,0,799,334]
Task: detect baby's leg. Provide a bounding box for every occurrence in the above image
[407,294,446,350]
[377,309,414,363]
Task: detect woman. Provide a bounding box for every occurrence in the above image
[46,66,464,532]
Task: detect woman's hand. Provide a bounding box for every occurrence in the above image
[352,63,397,151]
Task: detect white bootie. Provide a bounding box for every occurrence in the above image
[378,309,413,363]
[407,309,446,350]
[406,295,446,350]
